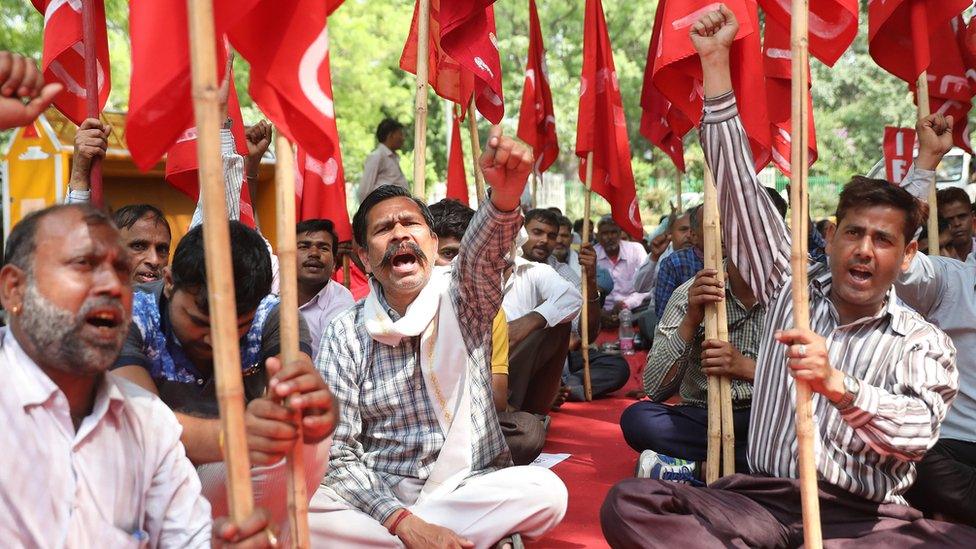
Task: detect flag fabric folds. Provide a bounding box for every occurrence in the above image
[576,0,643,240]
[869,0,971,84]
[445,111,470,205]
[651,0,771,172]
[757,0,858,67]
[296,146,352,240]
[400,0,476,116]
[31,0,110,125]
[438,1,505,123]
[762,17,817,176]
[517,0,559,174]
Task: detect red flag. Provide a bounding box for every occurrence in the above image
[446,112,470,205]
[576,0,643,240]
[31,0,110,125]
[400,0,476,115]
[869,0,970,85]
[757,0,858,67]
[910,16,976,154]
[333,262,370,300]
[296,147,352,241]
[224,0,344,159]
[163,76,257,227]
[884,127,917,182]
[517,0,559,174]
[763,17,817,177]
[652,0,771,172]
[439,2,505,123]
[639,0,693,172]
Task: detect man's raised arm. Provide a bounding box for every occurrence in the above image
[692,5,791,306]
[451,127,532,349]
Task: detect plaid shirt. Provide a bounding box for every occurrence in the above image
[317,201,521,523]
[654,247,704,318]
[644,276,761,409]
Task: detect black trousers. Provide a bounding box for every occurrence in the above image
[565,349,630,401]
[906,438,976,526]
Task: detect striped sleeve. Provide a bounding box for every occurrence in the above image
[839,325,958,461]
[700,92,791,306]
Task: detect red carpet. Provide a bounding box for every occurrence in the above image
[527,338,647,549]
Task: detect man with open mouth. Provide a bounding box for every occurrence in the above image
[310,127,567,548]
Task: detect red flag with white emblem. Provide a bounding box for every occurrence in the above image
[517,0,559,174]
[31,0,110,125]
[762,17,817,177]
[757,0,858,67]
[869,0,970,85]
[400,0,476,115]
[438,1,505,124]
[296,146,352,241]
[576,0,643,240]
[640,0,692,172]
[446,111,470,205]
[652,0,771,172]
[224,0,344,159]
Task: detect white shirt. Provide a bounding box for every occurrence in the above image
[357,143,409,202]
[503,257,582,327]
[596,240,651,311]
[300,279,356,359]
[0,330,212,547]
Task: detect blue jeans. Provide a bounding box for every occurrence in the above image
[620,401,751,473]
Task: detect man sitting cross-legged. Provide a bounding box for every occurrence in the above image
[601,7,976,546]
[0,203,277,547]
[309,129,567,548]
[621,262,760,481]
[112,222,336,541]
[429,198,546,466]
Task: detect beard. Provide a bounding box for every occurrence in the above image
[18,281,129,376]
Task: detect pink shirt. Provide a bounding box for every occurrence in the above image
[596,240,651,311]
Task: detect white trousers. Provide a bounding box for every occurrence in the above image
[198,437,332,542]
[308,466,567,548]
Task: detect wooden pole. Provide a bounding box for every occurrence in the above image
[186,0,254,521]
[531,170,539,209]
[468,96,485,206]
[916,74,939,256]
[81,0,103,207]
[413,0,431,198]
[675,170,682,212]
[790,1,823,546]
[701,165,733,483]
[274,136,311,548]
[342,255,352,289]
[579,152,595,401]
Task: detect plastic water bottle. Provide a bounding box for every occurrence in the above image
[619,308,635,355]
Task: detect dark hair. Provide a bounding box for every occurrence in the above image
[170,221,272,315]
[937,187,972,211]
[113,204,171,234]
[556,215,572,230]
[835,176,921,242]
[597,215,619,230]
[546,206,563,216]
[352,185,434,247]
[525,208,560,229]
[376,118,404,143]
[296,218,339,251]
[428,198,475,241]
[687,205,703,230]
[763,187,789,219]
[4,204,114,274]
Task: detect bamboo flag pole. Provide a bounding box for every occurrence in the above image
[81,0,103,207]
[186,0,254,521]
[468,96,486,206]
[274,136,311,548]
[579,152,595,401]
[790,1,823,546]
[916,74,939,256]
[675,170,683,212]
[342,255,352,289]
[531,171,539,209]
[702,165,733,483]
[413,0,431,198]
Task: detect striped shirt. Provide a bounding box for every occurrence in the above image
[703,92,958,505]
[644,275,761,409]
[317,200,521,523]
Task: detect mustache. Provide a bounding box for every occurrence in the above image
[380,242,428,268]
[79,296,128,323]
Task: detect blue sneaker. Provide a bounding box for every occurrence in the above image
[636,450,703,486]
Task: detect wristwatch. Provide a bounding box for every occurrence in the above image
[834,374,860,410]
